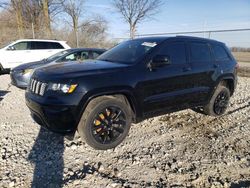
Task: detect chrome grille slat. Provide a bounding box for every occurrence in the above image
[33,80,37,93]
[35,81,41,94]
[39,83,47,96]
[29,79,47,96]
[30,79,34,91]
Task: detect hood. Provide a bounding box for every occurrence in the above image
[33,60,129,80]
[12,59,49,71]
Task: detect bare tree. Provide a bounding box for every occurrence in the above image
[0,0,25,38]
[41,0,52,37]
[11,0,24,38]
[113,0,162,38]
[61,0,85,47]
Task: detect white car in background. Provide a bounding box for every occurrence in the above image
[0,39,70,73]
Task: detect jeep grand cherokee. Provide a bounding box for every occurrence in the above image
[25,36,238,150]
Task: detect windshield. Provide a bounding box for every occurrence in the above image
[46,50,71,62]
[97,39,164,64]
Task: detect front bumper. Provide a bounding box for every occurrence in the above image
[25,91,84,134]
[10,71,31,89]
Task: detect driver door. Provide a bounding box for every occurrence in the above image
[141,40,194,118]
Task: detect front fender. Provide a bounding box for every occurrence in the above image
[75,87,141,125]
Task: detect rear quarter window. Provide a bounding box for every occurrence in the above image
[50,42,64,49]
[212,44,231,61]
[190,42,211,62]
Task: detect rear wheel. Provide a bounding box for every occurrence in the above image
[203,85,230,116]
[78,96,132,150]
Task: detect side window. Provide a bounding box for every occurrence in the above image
[212,44,230,61]
[157,42,187,64]
[12,42,30,50]
[31,42,49,50]
[60,51,87,62]
[190,42,211,62]
[93,51,102,59]
[64,53,76,61]
[80,51,89,60]
[31,42,64,50]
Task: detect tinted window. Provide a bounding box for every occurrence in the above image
[190,42,211,62]
[31,42,64,50]
[12,42,30,50]
[212,44,230,61]
[31,42,49,49]
[98,39,164,64]
[50,42,64,49]
[157,42,186,64]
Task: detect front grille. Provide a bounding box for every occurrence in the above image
[30,79,47,96]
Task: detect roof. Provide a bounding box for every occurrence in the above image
[136,35,224,44]
[15,39,67,43]
[68,48,106,51]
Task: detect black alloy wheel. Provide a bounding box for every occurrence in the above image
[78,96,132,150]
[91,106,127,145]
[213,90,230,115]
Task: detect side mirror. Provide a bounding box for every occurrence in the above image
[7,46,15,51]
[148,55,170,70]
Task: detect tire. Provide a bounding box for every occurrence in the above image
[77,96,132,150]
[203,85,230,116]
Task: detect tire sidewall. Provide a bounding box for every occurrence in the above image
[206,86,230,116]
[79,98,132,150]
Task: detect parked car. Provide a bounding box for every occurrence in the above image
[25,36,238,150]
[10,48,106,89]
[0,39,70,73]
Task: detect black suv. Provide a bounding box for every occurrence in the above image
[25,36,238,150]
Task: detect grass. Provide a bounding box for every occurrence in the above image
[232,52,250,63]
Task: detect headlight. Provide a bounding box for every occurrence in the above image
[23,69,33,75]
[49,83,78,94]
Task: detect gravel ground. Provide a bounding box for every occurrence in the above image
[0,74,249,188]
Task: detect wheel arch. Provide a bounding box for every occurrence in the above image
[78,89,140,124]
[216,75,236,96]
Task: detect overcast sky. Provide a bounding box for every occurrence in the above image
[85,0,250,47]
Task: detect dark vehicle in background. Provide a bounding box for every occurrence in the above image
[25,36,238,150]
[11,48,106,89]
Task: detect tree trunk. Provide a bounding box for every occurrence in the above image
[129,23,136,39]
[14,0,24,38]
[73,16,79,47]
[42,0,51,38]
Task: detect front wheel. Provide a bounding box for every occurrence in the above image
[203,85,231,116]
[78,96,132,150]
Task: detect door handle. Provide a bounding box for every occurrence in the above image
[183,67,191,72]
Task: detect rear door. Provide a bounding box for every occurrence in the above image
[30,41,65,62]
[186,41,215,105]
